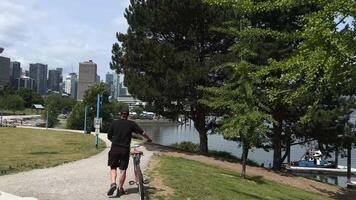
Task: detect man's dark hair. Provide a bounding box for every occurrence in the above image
[120,106,129,117]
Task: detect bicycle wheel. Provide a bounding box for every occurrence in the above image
[136,164,145,200]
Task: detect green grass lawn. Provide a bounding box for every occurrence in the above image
[0,128,105,175]
[150,156,333,200]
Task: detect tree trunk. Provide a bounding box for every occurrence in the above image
[281,132,291,164]
[273,117,283,170]
[199,132,208,154]
[192,104,208,154]
[347,145,352,184]
[241,142,249,178]
[334,147,339,166]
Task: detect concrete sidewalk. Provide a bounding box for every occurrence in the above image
[0,191,37,200]
[0,127,156,200]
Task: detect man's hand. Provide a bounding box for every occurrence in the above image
[143,132,152,143]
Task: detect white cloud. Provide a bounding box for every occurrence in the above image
[0,0,44,47]
[0,0,130,78]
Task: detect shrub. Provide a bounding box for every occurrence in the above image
[170,141,200,152]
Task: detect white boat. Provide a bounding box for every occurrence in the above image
[286,165,356,175]
[347,181,356,188]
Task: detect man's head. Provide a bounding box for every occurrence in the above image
[120,106,129,119]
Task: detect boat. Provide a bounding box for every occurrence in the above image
[286,165,356,176]
[285,149,356,175]
[347,181,356,188]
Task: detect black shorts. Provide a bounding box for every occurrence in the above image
[108,146,130,170]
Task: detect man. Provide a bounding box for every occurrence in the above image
[107,106,152,196]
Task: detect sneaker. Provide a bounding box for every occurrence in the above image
[117,187,127,197]
[107,183,117,196]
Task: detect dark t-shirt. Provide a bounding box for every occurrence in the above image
[108,119,144,150]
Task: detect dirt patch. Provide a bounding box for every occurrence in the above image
[160,151,356,200]
[147,155,175,199]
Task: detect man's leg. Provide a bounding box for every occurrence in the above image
[118,169,127,189]
[107,167,118,196]
[111,168,117,184]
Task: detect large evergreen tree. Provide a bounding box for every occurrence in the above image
[111,0,234,153]
[206,0,323,169]
[202,62,270,178]
[207,0,355,169]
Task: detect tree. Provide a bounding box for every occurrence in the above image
[17,88,44,108]
[202,62,270,178]
[206,0,356,169]
[0,95,25,113]
[0,84,15,96]
[275,0,356,162]
[42,95,61,128]
[66,102,86,130]
[66,83,127,132]
[206,0,325,169]
[111,0,234,153]
[43,95,76,128]
[279,0,356,113]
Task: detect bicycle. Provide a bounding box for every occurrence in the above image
[129,144,145,200]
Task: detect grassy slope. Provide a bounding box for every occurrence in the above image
[152,156,333,200]
[0,128,105,175]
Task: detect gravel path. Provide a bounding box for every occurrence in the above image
[0,130,155,200]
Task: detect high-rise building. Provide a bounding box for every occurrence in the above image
[105,72,120,100]
[56,68,63,83]
[29,63,48,95]
[16,75,36,90]
[65,73,78,99]
[70,73,78,99]
[105,72,113,85]
[112,73,120,99]
[96,74,100,83]
[0,56,10,90]
[10,61,21,88]
[25,70,30,77]
[48,69,61,92]
[77,60,97,100]
[65,76,71,94]
[118,73,130,96]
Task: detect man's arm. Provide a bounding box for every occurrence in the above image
[142,131,152,142]
[108,122,114,141]
[133,122,152,142]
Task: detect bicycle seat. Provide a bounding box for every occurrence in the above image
[130,150,143,155]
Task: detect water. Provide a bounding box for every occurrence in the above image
[138,121,356,188]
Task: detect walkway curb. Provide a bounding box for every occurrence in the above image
[0,191,37,200]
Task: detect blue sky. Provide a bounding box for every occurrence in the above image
[1,1,354,80]
[0,0,130,79]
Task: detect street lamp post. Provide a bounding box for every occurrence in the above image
[45,110,49,130]
[94,94,103,148]
[84,105,88,134]
[0,47,4,125]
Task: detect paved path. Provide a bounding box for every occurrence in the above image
[0,127,155,200]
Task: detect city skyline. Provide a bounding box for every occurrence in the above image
[0,55,128,100]
[0,0,130,79]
